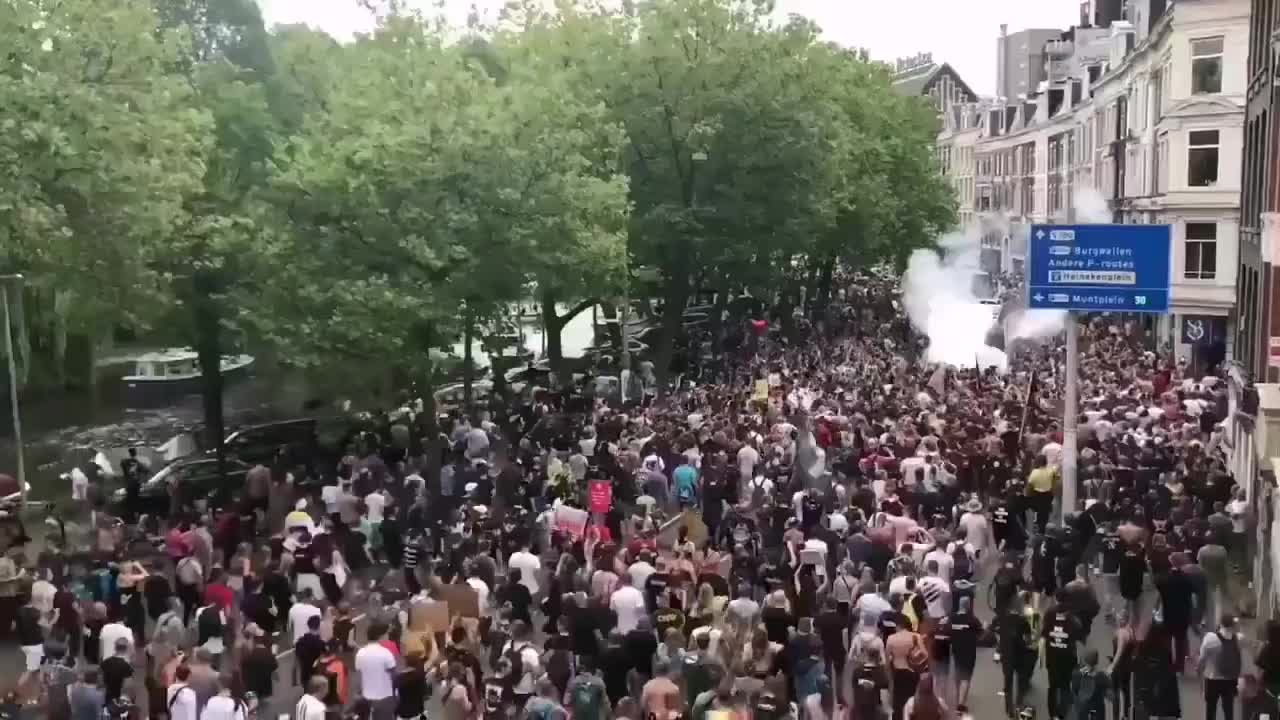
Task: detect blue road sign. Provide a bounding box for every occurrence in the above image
[1027,223,1171,313]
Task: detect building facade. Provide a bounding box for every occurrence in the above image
[938,0,1248,366]
[1237,0,1280,381]
[998,27,1068,100]
[937,103,985,229]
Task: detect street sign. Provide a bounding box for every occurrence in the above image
[1027,224,1171,313]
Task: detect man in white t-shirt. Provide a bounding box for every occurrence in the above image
[609,577,646,633]
[627,554,657,590]
[507,543,542,596]
[166,664,199,720]
[923,545,954,585]
[100,617,133,662]
[320,483,342,517]
[355,622,397,716]
[288,591,322,643]
[364,490,387,524]
[737,442,760,485]
[465,570,491,615]
[294,676,329,720]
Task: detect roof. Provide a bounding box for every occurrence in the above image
[892,62,979,104]
[132,348,198,364]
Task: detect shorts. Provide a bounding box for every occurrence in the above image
[21,644,42,671]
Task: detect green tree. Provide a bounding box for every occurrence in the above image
[267,13,628,412]
[0,0,211,390]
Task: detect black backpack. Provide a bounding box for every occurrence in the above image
[951,544,973,580]
[197,605,223,646]
[1216,633,1242,679]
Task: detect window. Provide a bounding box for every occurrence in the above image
[1184,222,1217,280]
[1151,68,1164,123]
[1154,133,1168,194]
[1192,37,1224,94]
[1188,130,1220,186]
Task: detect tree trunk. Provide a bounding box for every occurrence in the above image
[462,306,474,414]
[709,281,729,358]
[540,289,564,385]
[653,267,690,398]
[802,262,821,317]
[541,292,596,388]
[598,301,622,351]
[192,269,225,476]
[52,289,69,389]
[811,256,836,324]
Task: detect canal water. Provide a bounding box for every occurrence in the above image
[0,309,599,498]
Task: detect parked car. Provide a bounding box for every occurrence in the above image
[111,457,251,517]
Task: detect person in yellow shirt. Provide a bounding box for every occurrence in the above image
[1025,456,1058,534]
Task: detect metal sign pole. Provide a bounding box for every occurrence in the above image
[1061,313,1078,521]
[1027,223,1170,523]
[0,279,25,509]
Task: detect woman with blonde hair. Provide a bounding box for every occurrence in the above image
[902,672,949,720]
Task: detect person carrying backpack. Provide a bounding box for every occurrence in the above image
[950,542,974,583]
[565,656,608,720]
[1198,615,1243,720]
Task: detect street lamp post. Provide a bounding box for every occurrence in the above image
[0,275,25,509]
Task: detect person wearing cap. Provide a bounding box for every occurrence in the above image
[239,624,277,717]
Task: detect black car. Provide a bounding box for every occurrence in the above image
[223,417,360,480]
[111,458,250,517]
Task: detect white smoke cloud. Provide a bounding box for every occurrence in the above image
[903,187,1113,367]
[902,227,1008,370]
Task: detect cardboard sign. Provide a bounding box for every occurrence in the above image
[657,510,708,548]
[554,505,589,538]
[408,599,449,634]
[588,480,612,513]
[437,582,480,619]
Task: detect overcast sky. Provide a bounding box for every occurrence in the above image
[257,0,1083,96]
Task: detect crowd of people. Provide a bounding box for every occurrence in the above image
[0,270,1274,720]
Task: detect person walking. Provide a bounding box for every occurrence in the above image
[1041,592,1083,720]
[355,621,398,720]
[998,594,1035,719]
[1067,649,1109,720]
[294,676,329,720]
[900,672,948,720]
[886,614,926,720]
[1198,615,1243,720]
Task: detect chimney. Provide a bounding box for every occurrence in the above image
[997,24,1009,99]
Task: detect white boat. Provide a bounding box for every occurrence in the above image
[122,348,254,405]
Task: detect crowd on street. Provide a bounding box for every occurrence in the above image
[0,270,1273,720]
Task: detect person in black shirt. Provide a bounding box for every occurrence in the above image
[294,615,326,687]
[644,566,672,613]
[1118,539,1146,621]
[599,631,631,706]
[998,597,1034,719]
[1041,594,1083,720]
[1031,530,1060,599]
[948,597,980,708]
[653,593,685,640]
[240,633,279,705]
[1155,562,1193,668]
[497,570,533,625]
[1098,522,1123,621]
[100,638,134,704]
[624,618,658,686]
[761,591,795,645]
[397,652,430,720]
[815,597,847,704]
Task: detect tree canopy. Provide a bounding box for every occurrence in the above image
[1,0,955,410]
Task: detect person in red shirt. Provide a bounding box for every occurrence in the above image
[203,567,234,612]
